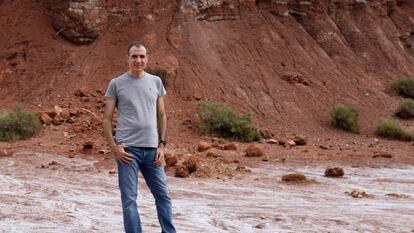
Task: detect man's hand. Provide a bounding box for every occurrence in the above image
[154,146,165,166]
[112,144,133,164]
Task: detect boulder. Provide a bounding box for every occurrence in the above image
[83,141,94,150]
[44,0,107,44]
[325,166,344,177]
[197,140,212,152]
[245,145,263,157]
[183,156,199,173]
[39,112,52,125]
[175,165,189,178]
[281,173,307,182]
[165,155,178,167]
[206,149,221,158]
[293,135,307,145]
[223,142,237,150]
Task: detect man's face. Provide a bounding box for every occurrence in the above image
[128,46,148,73]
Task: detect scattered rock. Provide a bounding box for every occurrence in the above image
[267,139,278,144]
[60,108,71,120]
[109,168,117,174]
[235,165,252,172]
[293,135,307,145]
[74,89,87,97]
[223,142,237,150]
[165,155,178,167]
[69,107,82,116]
[325,166,344,177]
[48,161,62,166]
[83,141,94,150]
[278,140,286,146]
[51,115,63,125]
[206,149,222,158]
[197,141,212,152]
[319,145,328,150]
[261,129,274,139]
[183,156,199,173]
[286,140,296,146]
[254,223,267,229]
[350,189,368,198]
[0,149,14,157]
[372,152,392,159]
[385,193,410,199]
[262,156,269,161]
[39,112,52,125]
[245,145,264,157]
[175,165,189,178]
[281,173,307,182]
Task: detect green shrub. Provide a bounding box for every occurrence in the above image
[146,67,168,88]
[375,118,413,141]
[0,106,42,141]
[330,102,359,133]
[196,100,262,142]
[391,75,414,98]
[396,99,414,119]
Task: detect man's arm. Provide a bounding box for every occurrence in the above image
[155,95,167,166]
[103,98,132,164]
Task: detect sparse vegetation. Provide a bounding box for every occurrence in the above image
[146,67,168,88]
[196,100,262,142]
[0,106,42,141]
[391,75,414,98]
[375,118,413,141]
[396,99,414,119]
[330,102,359,133]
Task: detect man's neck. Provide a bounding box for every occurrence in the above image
[128,70,145,79]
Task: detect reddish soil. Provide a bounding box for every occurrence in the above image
[0,0,414,176]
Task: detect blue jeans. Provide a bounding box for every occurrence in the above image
[116,147,176,233]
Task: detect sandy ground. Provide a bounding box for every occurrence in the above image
[1,151,413,233]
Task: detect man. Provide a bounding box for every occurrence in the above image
[103,43,176,233]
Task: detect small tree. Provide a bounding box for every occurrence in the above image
[330,102,359,133]
[391,75,414,98]
[196,100,262,142]
[396,99,414,119]
[375,118,413,141]
[0,106,42,141]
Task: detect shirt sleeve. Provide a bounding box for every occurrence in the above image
[105,79,117,101]
[157,77,166,97]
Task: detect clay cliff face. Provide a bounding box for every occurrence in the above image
[0,0,413,138]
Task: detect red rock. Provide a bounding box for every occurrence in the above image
[245,145,263,157]
[197,141,212,152]
[206,149,221,158]
[39,112,52,125]
[183,156,199,173]
[60,108,71,120]
[0,149,14,157]
[325,166,344,177]
[165,155,178,167]
[109,168,117,174]
[235,165,251,172]
[281,173,307,182]
[83,141,94,150]
[174,165,189,178]
[293,135,307,145]
[223,142,237,150]
[51,115,63,125]
[69,107,82,117]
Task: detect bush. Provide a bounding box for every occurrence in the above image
[196,100,262,142]
[0,106,42,141]
[391,75,414,98]
[330,102,359,133]
[375,118,413,141]
[146,67,168,88]
[396,99,414,119]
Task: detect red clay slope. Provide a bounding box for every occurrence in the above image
[0,0,413,144]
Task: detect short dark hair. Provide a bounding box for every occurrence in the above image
[127,42,148,56]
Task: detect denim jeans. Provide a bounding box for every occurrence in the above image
[116,147,176,233]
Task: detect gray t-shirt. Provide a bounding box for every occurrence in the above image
[105,72,166,148]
